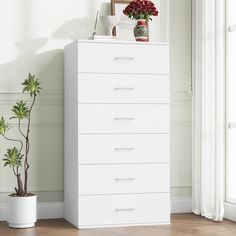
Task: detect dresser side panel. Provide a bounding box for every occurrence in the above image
[64,41,79,227]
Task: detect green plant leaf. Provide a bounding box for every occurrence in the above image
[11,100,29,120]
[2,147,23,168]
[0,117,10,136]
[22,73,42,97]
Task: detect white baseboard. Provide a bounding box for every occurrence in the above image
[0,204,7,221]
[171,197,192,213]
[224,202,236,222]
[0,202,63,221]
[37,202,64,219]
[0,198,192,221]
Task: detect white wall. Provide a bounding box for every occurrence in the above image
[0,0,192,204]
[170,0,192,198]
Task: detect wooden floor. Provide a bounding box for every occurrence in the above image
[0,214,236,236]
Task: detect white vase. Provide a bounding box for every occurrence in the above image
[7,195,37,228]
[100,15,120,36]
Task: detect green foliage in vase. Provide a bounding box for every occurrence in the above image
[22,73,42,97]
[3,147,23,168]
[11,100,29,120]
[0,117,10,136]
[0,73,42,196]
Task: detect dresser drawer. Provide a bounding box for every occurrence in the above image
[78,134,169,164]
[78,104,169,133]
[77,42,169,74]
[78,193,170,227]
[79,164,169,195]
[78,74,169,104]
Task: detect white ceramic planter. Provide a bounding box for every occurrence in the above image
[7,195,37,228]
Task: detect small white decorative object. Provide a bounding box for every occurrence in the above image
[100,15,120,36]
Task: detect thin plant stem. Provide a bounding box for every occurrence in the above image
[12,166,17,177]
[18,119,26,142]
[24,93,36,194]
[3,135,23,152]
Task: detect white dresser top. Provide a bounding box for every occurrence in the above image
[67,39,169,46]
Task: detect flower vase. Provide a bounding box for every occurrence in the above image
[133,19,149,42]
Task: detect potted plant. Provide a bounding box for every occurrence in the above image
[123,0,158,42]
[0,73,42,228]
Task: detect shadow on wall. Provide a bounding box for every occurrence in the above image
[0,0,112,91]
[0,38,64,93]
[0,1,111,90]
[53,18,94,40]
[0,37,64,195]
[52,17,107,40]
[0,0,112,199]
[16,38,48,55]
[52,2,111,40]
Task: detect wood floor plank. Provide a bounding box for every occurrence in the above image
[0,214,236,236]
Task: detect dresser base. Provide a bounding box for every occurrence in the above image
[78,222,171,229]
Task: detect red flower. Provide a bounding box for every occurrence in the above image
[123,0,158,21]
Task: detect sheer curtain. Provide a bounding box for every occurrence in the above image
[192,0,226,221]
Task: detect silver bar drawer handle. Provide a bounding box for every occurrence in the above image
[114,147,135,151]
[114,87,135,90]
[114,178,135,181]
[115,208,136,212]
[114,57,135,61]
[114,117,135,121]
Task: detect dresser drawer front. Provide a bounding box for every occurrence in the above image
[78,193,170,227]
[78,104,169,133]
[78,134,169,164]
[78,74,169,104]
[79,164,169,195]
[77,42,169,74]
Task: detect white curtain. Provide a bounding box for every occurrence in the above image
[192,0,226,221]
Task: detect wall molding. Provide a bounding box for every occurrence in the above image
[0,187,63,193]
[0,202,64,220]
[0,91,191,103]
[0,91,63,105]
[10,121,63,128]
[0,91,191,106]
[0,100,63,105]
[0,198,192,221]
[10,121,188,128]
[170,91,192,105]
[170,121,192,128]
[171,185,192,189]
[0,186,192,193]
[0,90,63,95]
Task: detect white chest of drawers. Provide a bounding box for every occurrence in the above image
[64,40,170,228]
